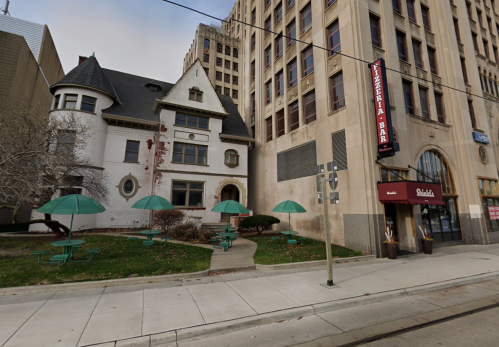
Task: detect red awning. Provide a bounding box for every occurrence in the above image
[378,181,445,205]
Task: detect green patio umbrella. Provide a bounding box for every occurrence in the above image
[132,195,174,228]
[37,194,106,240]
[272,200,307,232]
[212,200,249,231]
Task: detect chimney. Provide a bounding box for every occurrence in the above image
[78,56,88,65]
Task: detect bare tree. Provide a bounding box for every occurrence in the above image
[0,102,108,236]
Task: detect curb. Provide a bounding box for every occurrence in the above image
[255,255,376,270]
[80,270,499,347]
[0,269,211,296]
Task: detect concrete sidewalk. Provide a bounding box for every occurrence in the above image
[1,244,499,347]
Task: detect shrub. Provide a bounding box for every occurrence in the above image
[240,215,280,234]
[154,209,185,234]
[170,222,212,243]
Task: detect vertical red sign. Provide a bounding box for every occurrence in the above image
[370,59,398,158]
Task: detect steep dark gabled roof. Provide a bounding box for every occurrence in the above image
[102,69,174,123]
[218,94,252,139]
[50,56,119,101]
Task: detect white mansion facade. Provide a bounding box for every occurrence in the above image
[31,56,253,231]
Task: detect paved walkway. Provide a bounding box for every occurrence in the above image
[1,244,499,347]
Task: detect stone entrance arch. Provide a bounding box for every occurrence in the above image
[214,178,247,206]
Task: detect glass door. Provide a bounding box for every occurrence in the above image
[420,198,461,242]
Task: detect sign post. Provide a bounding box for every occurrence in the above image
[321,174,334,286]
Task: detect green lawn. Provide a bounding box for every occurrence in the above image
[0,235,213,288]
[248,236,364,265]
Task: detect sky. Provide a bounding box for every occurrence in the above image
[6,0,236,82]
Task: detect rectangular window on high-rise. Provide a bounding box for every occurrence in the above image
[302,45,314,77]
[276,35,284,58]
[396,30,407,61]
[461,58,469,83]
[370,15,382,48]
[494,46,499,63]
[288,58,298,87]
[407,0,416,22]
[265,45,272,68]
[265,80,272,104]
[301,2,312,33]
[392,0,401,14]
[435,93,445,123]
[304,91,316,124]
[287,20,296,47]
[289,101,299,131]
[402,80,414,114]
[265,16,272,35]
[454,19,461,42]
[251,92,255,114]
[276,70,284,97]
[252,8,256,24]
[422,5,431,31]
[251,61,255,81]
[468,100,477,129]
[275,2,283,23]
[276,109,285,137]
[327,20,341,56]
[330,71,345,111]
[472,33,479,52]
[419,87,430,119]
[428,47,438,75]
[483,39,490,59]
[266,117,273,142]
[413,40,423,68]
[251,33,256,51]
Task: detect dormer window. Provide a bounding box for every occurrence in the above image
[189,87,203,102]
[145,82,162,92]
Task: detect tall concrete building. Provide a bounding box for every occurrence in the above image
[183,23,243,113]
[205,0,499,256]
[0,15,64,112]
[0,15,64,225]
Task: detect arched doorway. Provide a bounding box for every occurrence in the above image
[417,150,461,242]
[220,184,240,221]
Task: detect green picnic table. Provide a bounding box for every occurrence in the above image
[281,230,299,240]
[217,232,239,249]
[50,239,87,258]
[140,230,162,241]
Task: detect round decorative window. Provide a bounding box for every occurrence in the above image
[123,179,134,195]
[116,173,141,201]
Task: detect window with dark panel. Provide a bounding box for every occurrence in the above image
[392,0,401,14]
[265,80,272,104]
[326,0,337,8]
[56,130,76,154]
[419,87,430,119]
[172,143,207,165]
[396,30,407,61]
[412,40,423,68]
[275,34,284,58]
[287,20,296,47]
[265,16,272,35]
[402,80,414,114]
[301,2,312,33]
[175,113,209,130]
[327,20,341,56]
[484,40,490,59]
[277,141,317,182]
[461,58,469,83]
[288,58,298,87]
[266,117,273,142]
[224,87,230,96]
[468,100,477,129]
[216,57,223,67]
[172,181,204,207]
[330,71,345,111]
[251,92,256,114]
[217,43,223,53]
[251,33,256,51]
[302,45,314,77]
[289,101,299,131]
[216,71,222,81]
[232,89,238,99]
[304,91,316,124]
[63,94,78,109]
[370,15,381,48]
[233,75,239,85]
[428,47,438,75]
[233,62,238,71]
[275,2,282,23]
[332,130,347,171]
[124,140,140,162]
[422,5,431,31]
[435,93,445,123]
[276,70,284,96]
[224,73,231,83]
[225,60,231,69]
[276,109,285,137]
[454,19,461,42]
[265,45,272,68]
[53,95,60,110]
[251,60,256,81]
[407,0,416,22]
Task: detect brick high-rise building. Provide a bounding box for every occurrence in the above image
[197,0,499,256]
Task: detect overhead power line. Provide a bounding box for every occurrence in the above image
[162,0,499,106]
